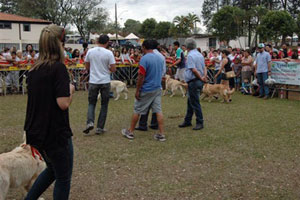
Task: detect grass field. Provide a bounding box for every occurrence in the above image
[1,89,300,200]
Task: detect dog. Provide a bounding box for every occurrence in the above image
[0,144,46,200]
[163,75,187,97]
[98,80,128,101]
[201,83,235,103]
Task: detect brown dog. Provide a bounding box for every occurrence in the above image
[163,75,187,97]
[201,83,235,103]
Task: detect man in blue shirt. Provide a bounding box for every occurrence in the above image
[179,38,207,130]
[135,41,166,131]
[254,43,272,99]
[122,40,166,142]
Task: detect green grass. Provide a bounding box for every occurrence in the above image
[1,89,300,200]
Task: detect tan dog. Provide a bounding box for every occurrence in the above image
[201,83,235,103]
[98,80,128,101]
[163,75,187,97]
[0,144,46,200]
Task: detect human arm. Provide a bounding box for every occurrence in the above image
[57,84,75,110]
[55,63,75,111]
[135,73,145,100]
[214,58,227,78]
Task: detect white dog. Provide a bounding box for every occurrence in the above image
[98,80,128,101]
[163,75,187,97]
[0,144,46,200]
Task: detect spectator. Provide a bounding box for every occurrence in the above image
[272,51,280,59]
[210,50,222,84]
[5,51,18,93]
[121,48,132,64]
[83,35,116,135]
[72,49,80,59]
[291,49,298,59]
[241,49,253,87]
[254,43,272,100]
[232,58,242,91]
[23,44,33,57]
[114,50,121,64]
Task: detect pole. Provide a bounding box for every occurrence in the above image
[115,3,118,45]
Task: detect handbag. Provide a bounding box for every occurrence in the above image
[226,71,236,79]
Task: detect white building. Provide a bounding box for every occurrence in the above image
[0,12,51,51]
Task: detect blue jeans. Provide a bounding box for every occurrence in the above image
[184,79,204,125]
[87,83,110,129]
[25,138,73,200]
[257,72,269,96]
[215,70,222,84]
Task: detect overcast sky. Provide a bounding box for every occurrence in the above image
[102,0,204,28]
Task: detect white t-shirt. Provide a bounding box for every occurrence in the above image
[210,55,222,71]
[228,53,239,67]
[85,47,115,84]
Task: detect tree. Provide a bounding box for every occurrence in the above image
[139,18,157,39]
[86,8,108,34]
[296,13,300,41]
[154,21,172,39]
[16,0,73,27]
[186,13,201,34]
[201,0,219,29]
[210,6,245,44]
[257,10,296,44]
[71,0,104,41]
[0,0,18,13]
[123,19,141,35]
[173,15,191,36]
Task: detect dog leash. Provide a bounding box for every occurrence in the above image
[30,146,43,161]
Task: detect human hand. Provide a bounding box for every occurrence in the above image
[135,90,140,101]
[70,84,75,95]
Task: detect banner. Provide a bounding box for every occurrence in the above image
[271,61,300,86]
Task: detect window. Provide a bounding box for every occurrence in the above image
[209,38,217,48]
[0,22,12,29]
[23,24,31,32]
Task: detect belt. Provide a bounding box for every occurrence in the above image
[187,78,199,84]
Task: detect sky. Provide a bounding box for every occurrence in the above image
[102,0,205,28]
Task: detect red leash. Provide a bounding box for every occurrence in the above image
[30,146,43,161]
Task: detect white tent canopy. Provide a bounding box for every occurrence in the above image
[107,33,125,40]
[125,33,139,40]
[90,33,100,40]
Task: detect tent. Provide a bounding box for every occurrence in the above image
[107,33,125,40]
[125,33,139,40]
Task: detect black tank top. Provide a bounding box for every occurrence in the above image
[224,57,232,72]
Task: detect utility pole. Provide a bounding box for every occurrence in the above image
[115,3,118,45]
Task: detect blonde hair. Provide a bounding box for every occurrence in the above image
[32,24,65,70]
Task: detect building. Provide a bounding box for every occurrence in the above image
[158,34,249,51]
[0,12,51,51]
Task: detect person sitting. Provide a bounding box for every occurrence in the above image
[121,48,132,64]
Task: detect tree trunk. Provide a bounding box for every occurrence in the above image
[248,19,251,47]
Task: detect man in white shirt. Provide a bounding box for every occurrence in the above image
[83,35,116,135]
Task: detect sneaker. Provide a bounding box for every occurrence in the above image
[83,122,94,134]
[121,129,134,140]
[95,128,106,135]
[154,134,166,142]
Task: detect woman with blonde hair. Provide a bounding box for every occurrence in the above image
[24,24,75,200]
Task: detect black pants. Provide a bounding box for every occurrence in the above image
[138,109,158,129]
